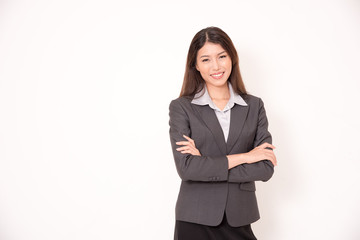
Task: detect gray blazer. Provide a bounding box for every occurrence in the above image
[168,94,274,227]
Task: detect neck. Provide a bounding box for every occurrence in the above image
[206,83,230,100]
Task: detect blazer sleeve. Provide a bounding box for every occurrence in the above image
[227,98,275,183]
[169,99,229,182]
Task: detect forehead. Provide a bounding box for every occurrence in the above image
[197,42,226,56]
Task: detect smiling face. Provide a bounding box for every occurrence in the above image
[195,42,232,89]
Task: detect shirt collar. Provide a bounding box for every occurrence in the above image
[191,82,247,111]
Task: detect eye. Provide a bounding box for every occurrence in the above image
[201,59,209,62]
[220,55,227,59]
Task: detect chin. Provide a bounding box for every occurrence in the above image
[208,80,228,88]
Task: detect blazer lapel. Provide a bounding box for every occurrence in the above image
[191,104,227,155]
[226,104,249,153]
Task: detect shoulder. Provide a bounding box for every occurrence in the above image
[242,94,264,107]
[169,96,193,109]
[168,96,194,121]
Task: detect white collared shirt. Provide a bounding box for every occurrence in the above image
[191,82,248,142]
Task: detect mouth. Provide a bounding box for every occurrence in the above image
[210,72,224,79]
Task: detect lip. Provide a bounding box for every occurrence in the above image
[211,72,224,76]
[210,72,225,79]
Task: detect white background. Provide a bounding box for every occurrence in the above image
[1,0,360,239]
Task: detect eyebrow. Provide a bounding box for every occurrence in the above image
[199,51,227,58]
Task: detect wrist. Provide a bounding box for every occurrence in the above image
[227,153,248,169]
[237,153,248,165]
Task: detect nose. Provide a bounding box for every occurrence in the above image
[212,59,220,70]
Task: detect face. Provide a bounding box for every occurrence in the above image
[195,42,232,89]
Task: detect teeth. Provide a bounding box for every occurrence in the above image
[212,72,223,77]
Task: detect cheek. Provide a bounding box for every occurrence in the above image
[225,64,232,77]
[225,60,232,70]
[197,65,209,77]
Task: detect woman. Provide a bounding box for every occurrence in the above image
[168,26,277,240]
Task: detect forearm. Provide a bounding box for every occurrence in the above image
[173,153,229,182]
[228,160,274,183]
[226,152,274,182]
[227,153,247,169]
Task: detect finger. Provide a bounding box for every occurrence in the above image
[176,141,191,146]
[268,155,276,166]
[272,157,277,166]
[268,151,277,166]
[176,146,190,151]
[270,159,277,166]
[264,149,276,154]
[265,151,275,159]
[181,149,194,154]
[183,135,195,146]
[259,142,275,149]
[182,135,192,140]
[176,140,195,148]
[264,155,276,166]
[266,153,277,166]
[179,145,198,154]
[262,142,275,149]
[183,145,196,152]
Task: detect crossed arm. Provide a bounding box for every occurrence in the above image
[169,98,277,183]
[176,135,277,169]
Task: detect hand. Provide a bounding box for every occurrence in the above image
[244,142,277,166]
[176,135,201,156]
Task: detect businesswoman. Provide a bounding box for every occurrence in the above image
[168,26,277,240]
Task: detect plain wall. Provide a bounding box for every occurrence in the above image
[1,0,360,239]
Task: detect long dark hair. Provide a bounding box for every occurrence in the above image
[179,26,247,98]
